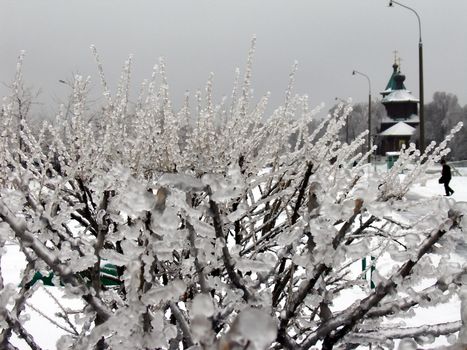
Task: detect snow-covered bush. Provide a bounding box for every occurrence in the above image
[0,42,465,350]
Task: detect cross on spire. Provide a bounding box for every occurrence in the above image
[396,57,402,71]
[393,50,399,64]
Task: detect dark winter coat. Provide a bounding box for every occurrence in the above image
[441,164,452,183]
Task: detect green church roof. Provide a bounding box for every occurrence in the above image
[381,63,406,96]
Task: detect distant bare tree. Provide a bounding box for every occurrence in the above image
[425,92,465,159]
[330,100,386,156]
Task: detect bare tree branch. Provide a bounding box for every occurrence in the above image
[302,209,462,349]
[0,199,112,324]
[207,186,253,302]
[169,301,194,348]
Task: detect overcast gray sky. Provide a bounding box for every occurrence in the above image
[1,0,466,115]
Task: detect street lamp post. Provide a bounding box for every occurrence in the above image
[389,0,424,153]
[352,70,372,162]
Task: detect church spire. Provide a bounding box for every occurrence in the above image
[381,51,406,96]
[392,50,399,72]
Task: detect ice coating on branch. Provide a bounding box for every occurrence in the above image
[398,338,418,350]
[345,239,370,260]
[191,218,216,239]
[113,177,155,217]
[159,173,205,191]
[0,222,12,242]
[141,279,186,305]
[277,226,303,246]
[153,228,187,260]
[223,308,277,350]
[0,189,26,214]
[0,43,466,350]
[459,286,467,343]
[202,166,244,203]
[227,202,248,222]
[59,242,96,272]
[191,293,215,317]
[0,283,16,311]
[235,252,277,274]
[100,248,130,266]
[154,207,180,231]
[191,316,215,346]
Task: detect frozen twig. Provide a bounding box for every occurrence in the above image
[0,199,112,324]
[169,301,194,347]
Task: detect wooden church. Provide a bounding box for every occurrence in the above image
[378,57,420,154]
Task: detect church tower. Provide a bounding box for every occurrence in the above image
[378,55,420,154]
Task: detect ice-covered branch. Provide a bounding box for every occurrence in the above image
[277,200,363,346]
[207,186,253,302]
[0,309,43,350]
[348,320,461,343]
[169,301,195,347]
[186,218,209,294]
[1,45,465,350]
[0,199,112,324]
[366,267,467,318]
[302,209,463,349]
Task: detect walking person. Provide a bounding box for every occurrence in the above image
[439,159,454,196]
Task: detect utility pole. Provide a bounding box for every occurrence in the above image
[389,0,425,153]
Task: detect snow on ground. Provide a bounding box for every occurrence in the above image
[2,244,84,349]
[411,175,464,200]
[2,165,466,349]
[332,165,467,347]
[402,167,466,331]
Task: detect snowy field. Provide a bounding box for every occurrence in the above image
[2,165,467,349]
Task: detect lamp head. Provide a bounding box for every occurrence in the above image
[352,70,356,75]
[389,0,393,7]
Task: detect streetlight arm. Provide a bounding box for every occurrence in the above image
[352,70,371,94]
[389,0,422,43]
